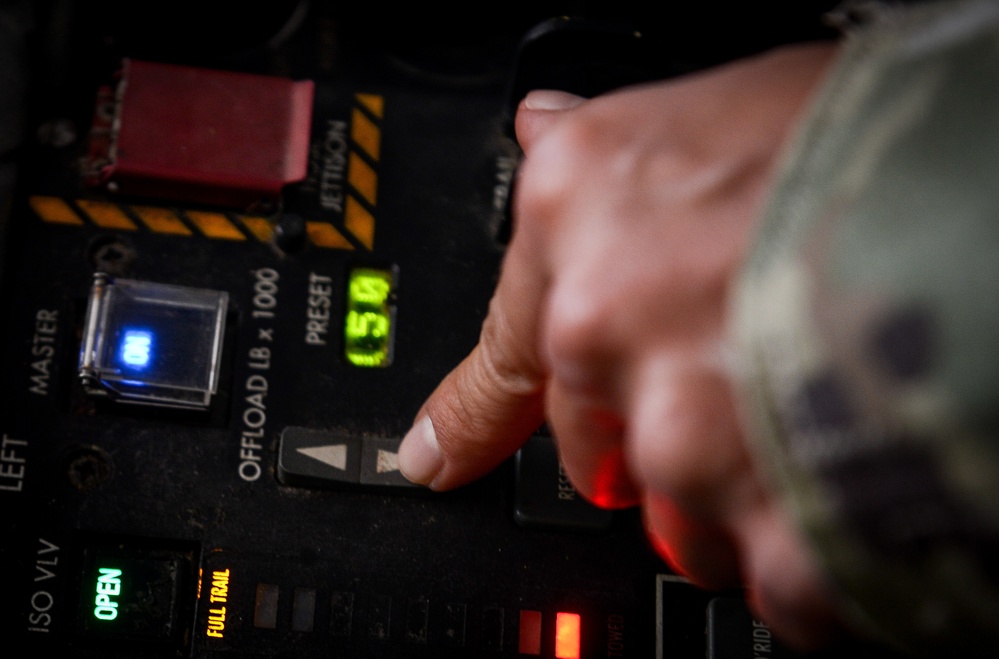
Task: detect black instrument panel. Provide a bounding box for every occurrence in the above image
[0,3,842,657]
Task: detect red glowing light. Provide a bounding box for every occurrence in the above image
[555,612,581,659]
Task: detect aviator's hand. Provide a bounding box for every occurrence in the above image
[399,41,844,649]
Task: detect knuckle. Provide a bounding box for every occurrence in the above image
[545,288,614,370]
[628,369,747,510]
[634,414,710,501]
[641,491,740,589]
[474,303,544,402]
[514,117,609,218]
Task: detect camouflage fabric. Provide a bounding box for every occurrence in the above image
[731,0,999,654]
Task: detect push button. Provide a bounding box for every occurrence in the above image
[707,597,802,659]
[278,427,419,490]
[656,574,716,658]
[292,587,317,633]
[359,436,418,488]
[77,274,228,410]
[705,597,903,658]
[518,610,542,655]
[514,434,614,532]
[75,539,197,651]
[253,583,280,629]
[277,427,361,488]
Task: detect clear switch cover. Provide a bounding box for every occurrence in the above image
[79,274,228,409]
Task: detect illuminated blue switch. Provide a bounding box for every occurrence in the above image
[78,273,229,409]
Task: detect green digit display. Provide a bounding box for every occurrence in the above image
[344,268,395,367]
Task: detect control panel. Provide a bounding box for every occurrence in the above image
[0,2,844,657]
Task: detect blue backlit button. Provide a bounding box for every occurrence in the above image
[277,427,361,488]
[75,540,198,650]
[514,434,614,532]
[78,273,229,410]
[359,436,420,488]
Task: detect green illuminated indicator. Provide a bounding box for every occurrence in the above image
[93,567,122,621]
[344,268,395,367]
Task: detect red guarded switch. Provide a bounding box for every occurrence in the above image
[86,59,314,209]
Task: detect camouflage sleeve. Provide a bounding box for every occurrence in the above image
[730,0,999,654]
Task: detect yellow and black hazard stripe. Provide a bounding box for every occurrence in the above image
[29,195,363,251]
[36,197,391,256]
[341,92,384,251]
[31,195,262,243]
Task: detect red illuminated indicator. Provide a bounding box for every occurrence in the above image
[518,610,542,655]
[555,612,581,659]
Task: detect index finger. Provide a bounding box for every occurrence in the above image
[397,232,549,491]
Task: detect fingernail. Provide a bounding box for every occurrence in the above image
[523,89,586,111]
[398,416,443,486]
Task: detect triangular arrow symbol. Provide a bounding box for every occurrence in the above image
[376,449,399,474]
[297,444,348,471]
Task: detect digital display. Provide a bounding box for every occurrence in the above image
[344,267,395,367]
[119,329,153,370]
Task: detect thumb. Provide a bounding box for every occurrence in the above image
[514,90,586,152]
